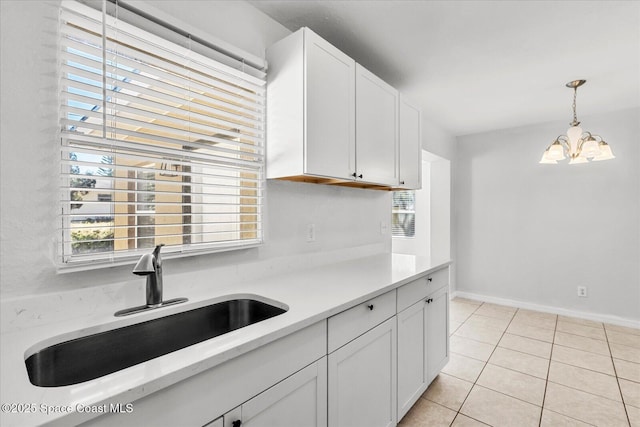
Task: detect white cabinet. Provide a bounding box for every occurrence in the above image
[267,28,401,188]
[328,317,397,427]
[397,300,426,420]
[396,267,450,421]
[266,27,355,181]
[204,417,223,427]
[355,64,399,186]
[81,322,327,427]
[426,286,449,383]
[397,96,422,189]
[223,357,327,427]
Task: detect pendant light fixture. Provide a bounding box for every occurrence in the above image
[540,80,614,164]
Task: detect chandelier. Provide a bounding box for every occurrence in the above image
[540,80,615,164]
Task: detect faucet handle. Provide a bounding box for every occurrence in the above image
[152,244,165,258]
[152,244,165,265]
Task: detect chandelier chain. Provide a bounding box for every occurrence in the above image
[572,87,578,125]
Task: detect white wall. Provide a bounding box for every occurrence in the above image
[392,159,430,257]
[455,108,640,321]
[422,117,456,162]
[428,156,450,262]
[422,118,457,290]
[0,0,391,300]
[392,153,450,264]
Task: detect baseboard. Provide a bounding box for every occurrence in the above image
[451,290,640,329]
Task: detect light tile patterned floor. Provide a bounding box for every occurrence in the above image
[399,298,640,427]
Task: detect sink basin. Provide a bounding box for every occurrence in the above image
[25,298,288,387]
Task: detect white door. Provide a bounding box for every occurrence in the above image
[224,358,327,427]
[426,287,449,384]
[328,317,397,427]
[398,96,421,189]
[304,29,356,180]
[355,64,398,186]
[397,300,427,421]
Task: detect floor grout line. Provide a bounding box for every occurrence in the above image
[605,325,633,427]
[447,301,519,427]
[537,311,556,427]
[433,299,640,427]
[447,301,486,426]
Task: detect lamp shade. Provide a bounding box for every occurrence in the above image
[539,152,557,164]
[580,137,601,158]
[569,156,588,165]
[547,140,566,160]
[592,141,615,161]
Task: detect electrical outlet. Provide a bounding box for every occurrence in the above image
[577,286,587,297]
[306,223,316,242]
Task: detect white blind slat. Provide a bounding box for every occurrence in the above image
[59,0,265,267]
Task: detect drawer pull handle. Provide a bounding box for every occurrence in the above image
[427,277,433,282]
[367,304,374,310]
[232,421,242,427]
[426,298,433,304]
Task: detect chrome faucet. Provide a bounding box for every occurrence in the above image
[114,244,188,317]
[133,244,165,307]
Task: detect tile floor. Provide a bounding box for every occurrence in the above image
[399,297,640,427]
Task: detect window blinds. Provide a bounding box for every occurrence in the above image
[392,190,416,238]
[59,0,265,266]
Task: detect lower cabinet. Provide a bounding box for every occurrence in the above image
[397,276,450,421]
[426,286,449,384]
[223,357,327,427]
[80,269,449,427]
[397,300,427,420]
[328,317,397,427]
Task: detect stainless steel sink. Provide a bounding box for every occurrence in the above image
[25,298,288,387]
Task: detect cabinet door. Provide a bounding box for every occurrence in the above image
[305,29,356,180]
[224,357,328,427]
[397,300,427,421]
[204,417,223,427]
[328,317,397,427]
[398,96,421,189]
[355,64,399,186]
[425,287,449,384]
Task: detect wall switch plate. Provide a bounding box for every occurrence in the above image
[380,221,388,235]
[306,223,316,242]
[577,286,587,297]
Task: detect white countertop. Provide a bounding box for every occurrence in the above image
[0,253,450,426]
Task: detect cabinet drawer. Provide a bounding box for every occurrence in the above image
[397,267,449,312]
[328,290,396,353]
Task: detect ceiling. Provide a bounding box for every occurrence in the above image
[250,0,640,137]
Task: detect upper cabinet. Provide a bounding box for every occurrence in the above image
[355,64,399,186]
[266,27,355,181]
[398,96,422,190]
[266,27,419,189]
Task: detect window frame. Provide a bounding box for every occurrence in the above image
[57,0,265,271]
[392,190,416,239]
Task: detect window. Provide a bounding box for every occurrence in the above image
[392,190,415,238]
[59,1,265,267]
